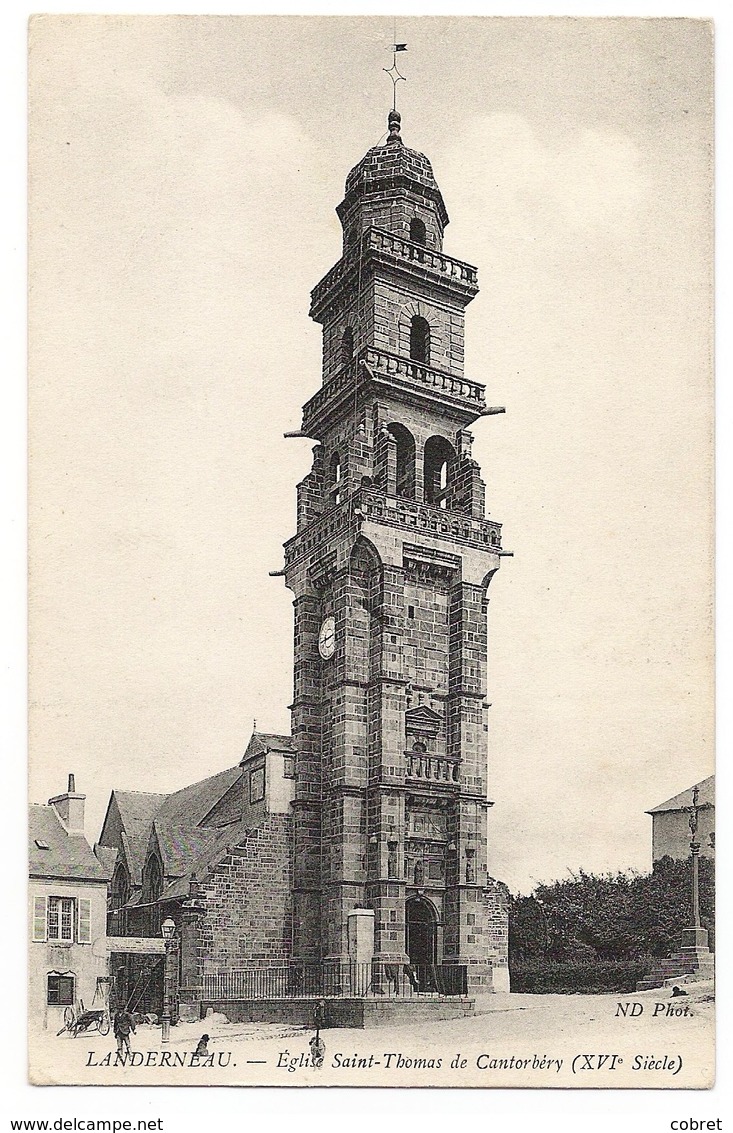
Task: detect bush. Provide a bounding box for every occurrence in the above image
[509,857,714,964]
[510,958,652,995]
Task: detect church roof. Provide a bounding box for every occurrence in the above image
[29,804,108,883]
[93,842,118,880]
[152,821,225,878]
[159,818,255,901]
[101,730,293,894]
[241,731,295,763]
[342,112,449,227]
[647,774,715,814]
[102,766,240,885]
[111,790,168,884]
[155,765,242,827]
[345,140,441,197]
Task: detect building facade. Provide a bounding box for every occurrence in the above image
[96,734,295,1014]
[283,110,508,992]
[29,776,109,1031]
[95,110,510,1005]
[647,775,715,864]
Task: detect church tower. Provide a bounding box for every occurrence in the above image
[283,110,509,993]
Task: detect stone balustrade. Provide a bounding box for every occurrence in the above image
[301,346,486,433]
[406,752,460,783]
[357,489,502,551]
[363,346,485,406]
[283,489,502,570]
[310,226,478,317]
[366,227,478,287]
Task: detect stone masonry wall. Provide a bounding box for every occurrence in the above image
[198,814,292,975]
[484,876,510,991]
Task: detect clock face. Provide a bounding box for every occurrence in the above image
[318,616,336,660]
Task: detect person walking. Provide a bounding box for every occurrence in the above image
[113,1007,136,1057]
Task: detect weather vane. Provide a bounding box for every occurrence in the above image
[383,39,407,112]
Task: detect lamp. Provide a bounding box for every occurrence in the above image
[160,918,176,1043]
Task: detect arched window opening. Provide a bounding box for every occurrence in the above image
[341,326,354,365]
[109,862,130,935]
[424,435,455,510]
[410,217,427,246]
[143,855,163,936]
[387,423,416,500]
[409,315,430,365]
[330,451,342,505]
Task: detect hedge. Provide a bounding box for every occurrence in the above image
[509,958,653,994]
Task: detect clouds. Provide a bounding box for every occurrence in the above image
[438,112,649,264]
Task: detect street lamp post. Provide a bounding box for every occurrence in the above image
[160,917,176,1044]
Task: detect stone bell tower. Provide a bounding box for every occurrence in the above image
[283,110,509,993]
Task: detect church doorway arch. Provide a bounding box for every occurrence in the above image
[405,896,438,967]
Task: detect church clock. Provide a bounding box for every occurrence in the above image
[317,616,336,660]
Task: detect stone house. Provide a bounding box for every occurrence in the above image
[647,775,715,864]
[29,776,109,1031]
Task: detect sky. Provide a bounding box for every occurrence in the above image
[28,15,713,894]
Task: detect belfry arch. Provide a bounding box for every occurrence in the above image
[424,435,455,508]
[387,422,416,499]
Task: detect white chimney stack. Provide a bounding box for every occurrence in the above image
[49,773,86,835]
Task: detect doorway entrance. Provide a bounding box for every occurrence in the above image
[405,897,437,967]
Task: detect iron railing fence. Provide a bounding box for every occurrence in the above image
[203,961,468,1001]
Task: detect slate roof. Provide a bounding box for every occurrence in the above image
[241,732,294,763]
[112,791,168,885]
[159,818,256,901]
[101,732,294,899]
[29,805,108,883]
[647,775,715,814]
[152,821,224,878]
[94,842,118,880]
[155,765,242,827]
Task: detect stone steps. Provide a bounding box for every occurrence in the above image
[636,951,714,992]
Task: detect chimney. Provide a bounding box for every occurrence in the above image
[49,773,86,836]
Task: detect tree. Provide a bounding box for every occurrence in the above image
[509,856,714,962]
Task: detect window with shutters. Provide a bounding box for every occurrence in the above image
[33,896,92,944]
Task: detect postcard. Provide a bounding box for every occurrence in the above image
[28,14,714,1088]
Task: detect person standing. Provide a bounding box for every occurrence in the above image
[113,1007,136,1057]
